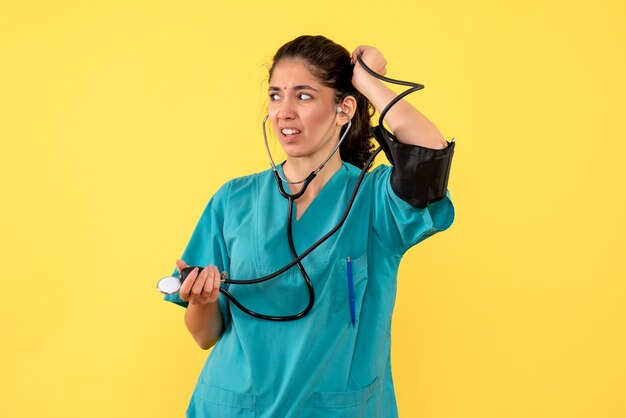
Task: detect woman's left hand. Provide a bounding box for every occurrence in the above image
[351,45,387,90]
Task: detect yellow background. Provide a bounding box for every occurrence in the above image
[1,0,625,417]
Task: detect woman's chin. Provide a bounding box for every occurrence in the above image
[280,144,311,159]
[284,151,310,160]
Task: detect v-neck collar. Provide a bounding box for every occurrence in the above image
[277,161,349,223]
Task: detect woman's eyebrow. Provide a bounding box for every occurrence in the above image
[268,85,320,92]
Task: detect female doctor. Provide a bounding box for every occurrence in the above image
[163,35,455,417]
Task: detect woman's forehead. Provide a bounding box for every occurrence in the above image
[269,59,323,88]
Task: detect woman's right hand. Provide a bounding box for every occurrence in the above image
[177,259,221,305]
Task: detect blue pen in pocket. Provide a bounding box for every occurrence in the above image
[347,257,356,326]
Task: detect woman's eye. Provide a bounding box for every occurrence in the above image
[269,93,281,101]
[298,93,312,100]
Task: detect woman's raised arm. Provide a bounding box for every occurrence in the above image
[351,45,448,150]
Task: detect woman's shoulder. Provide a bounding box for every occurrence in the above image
[227,167,274,188]
[213,167,275,199]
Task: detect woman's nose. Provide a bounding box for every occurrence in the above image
[276,98,296,119]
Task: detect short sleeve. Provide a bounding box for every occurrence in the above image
[371,164,454,255]
[163,181,232,327]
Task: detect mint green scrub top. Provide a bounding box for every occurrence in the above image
[164,162,454,418]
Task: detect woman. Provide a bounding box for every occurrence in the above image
[164,35,455,417]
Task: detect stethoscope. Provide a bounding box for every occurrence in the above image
[157,56,424,321]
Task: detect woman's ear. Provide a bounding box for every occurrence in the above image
[336,95,357,126]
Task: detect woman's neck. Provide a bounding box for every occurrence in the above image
[283,154,342,218]
[283,153,342,184]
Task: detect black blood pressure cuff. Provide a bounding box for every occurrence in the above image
[371,125,455,209]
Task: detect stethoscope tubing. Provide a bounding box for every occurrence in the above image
[219,146,382,288]
[354,56,424,125]
[198,56,422,321]
[216,146,381,320]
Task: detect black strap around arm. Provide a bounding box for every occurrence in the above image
[371,125,455,209]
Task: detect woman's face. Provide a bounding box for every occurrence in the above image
[268,59,343,162]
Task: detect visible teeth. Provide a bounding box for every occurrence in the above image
[282,129,301,135]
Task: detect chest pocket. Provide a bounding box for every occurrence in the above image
[330,252,369,324]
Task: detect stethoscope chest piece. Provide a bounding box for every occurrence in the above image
[157,267,229,295]
[157,276,182,295]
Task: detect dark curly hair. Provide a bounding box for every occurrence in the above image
[269,35,375,169]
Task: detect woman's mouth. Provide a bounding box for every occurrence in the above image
[281,128,302,140]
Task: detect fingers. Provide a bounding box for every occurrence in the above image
[179,266,199,302]
[176,259,188,274]
[351,45,376,61]
[179,264,221,305]
[350,45,368,63]
[190,267,209,304]
[202,266,221,304]
[210,267,221,303]
[351,45,387,76]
